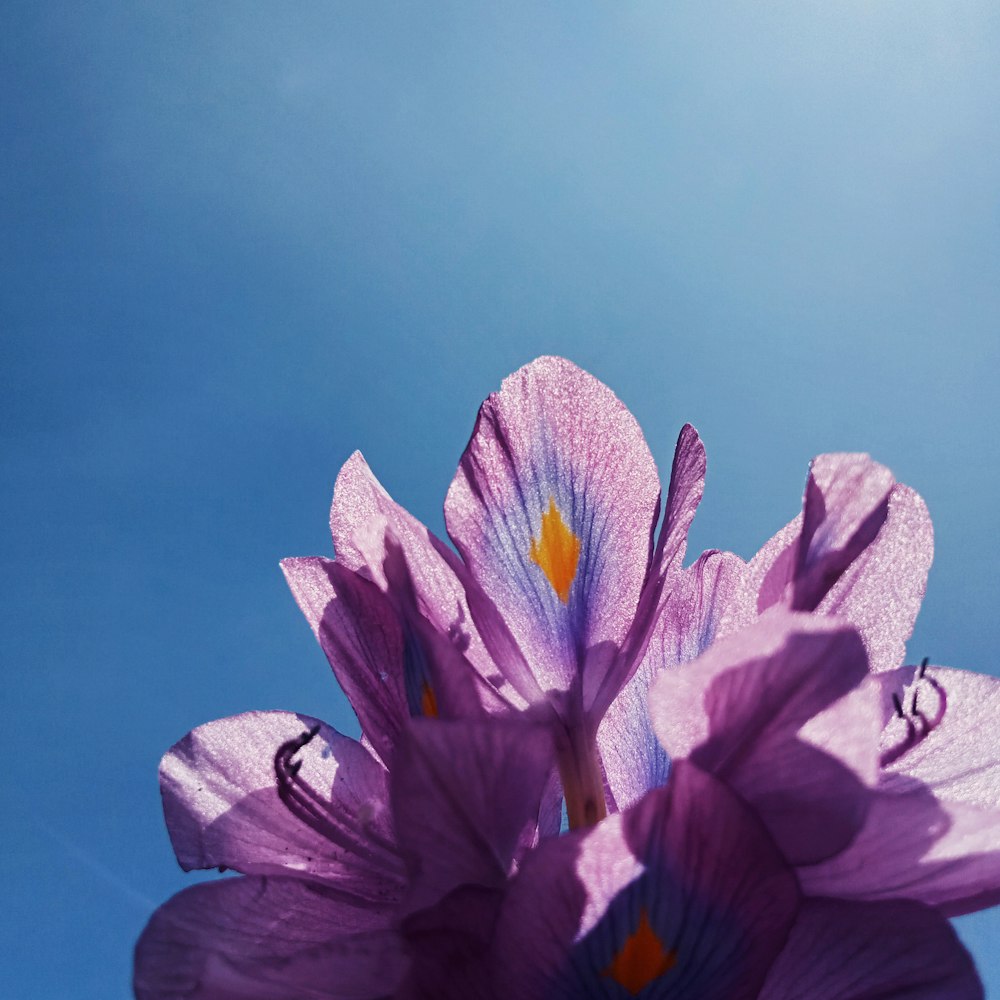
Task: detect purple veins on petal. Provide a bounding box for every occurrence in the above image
[158,711,404,899]
[444,356,662,704]
[649,612,881,865]
[492,761,799,1000]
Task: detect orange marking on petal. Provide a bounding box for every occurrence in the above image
[529,497,580,604]
[602,908,677,996]
[420,681,439,718]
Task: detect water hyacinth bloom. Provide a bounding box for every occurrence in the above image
[136,357,1000,998]
[283,356,707,828]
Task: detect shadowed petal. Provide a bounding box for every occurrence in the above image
[391,717,554,914]
[492,762,799,1000]
[159,712,404,902]
[134,875,407,1000]
[759,898,982,999]
[329,451,496,685]
[650,613,880,864]
[282,558,410,762]
[444,356,661,706]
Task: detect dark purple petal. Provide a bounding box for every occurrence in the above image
[492,762,799,1000]
[650,612,880,864]
[134,875,407,1000]
[444,356,661,707]
[159,712,405,903]
[282,557,410,762]
[598,550,744,811]
[759,898,982,999]
[390,717,554,914]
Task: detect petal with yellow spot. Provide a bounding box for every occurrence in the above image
[529,498,580,604]
[602,908,677,996]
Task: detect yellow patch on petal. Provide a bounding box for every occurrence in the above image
[601,909,677,996]
[529,497,580,604]
[420,681,439,718]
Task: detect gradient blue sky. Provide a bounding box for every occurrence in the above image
[3,3,1000,996]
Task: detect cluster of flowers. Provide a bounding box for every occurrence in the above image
[135,357,1000,999]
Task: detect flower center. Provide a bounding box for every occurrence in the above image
[602,908,677,996]
[529,497,580,604]
[879,659,947,769]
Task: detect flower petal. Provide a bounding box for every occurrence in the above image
[281,558,410,762]
[650,612,881,864]
[159,712,404,902]
[134,875,408,1000]
[584,424,710,721]
[817,484,934,674]
[329,451,498,688]
[390,716,555,914]
[598,550,744,811]
[751,454,894,614]
[759,898,982,999]
[801,665,1000,915]
[444,356,661,708]
[492,761,799,1000]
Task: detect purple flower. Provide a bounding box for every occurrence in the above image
[136,357,999,998]
[135,710,554,998]
[283,356,706,828]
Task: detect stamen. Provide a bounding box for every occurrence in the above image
[892,693,904,718]
[274,728,401,867]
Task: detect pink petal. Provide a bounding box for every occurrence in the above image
[818,484,934,674]
[159,712,404,902]
[444,356,661,706]
[801,665,1000,915]
[329,451,496,686]
[750,454,895,615]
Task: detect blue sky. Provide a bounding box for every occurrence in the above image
[3,3,999,996]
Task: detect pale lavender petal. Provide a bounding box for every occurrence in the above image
[802,665,1000,914]
[759,898,982,1000]
[134,875,407,1000]
[818,484,934,674]
[583,427,710,721]
[390,717,554,914]
[598,550,744,811]
[797,787,1000,915]
[282,557,409,761]
[751,454,894,615]
[880,665,1000,809]
[159,712,405,903]
[656,423,707,573]
[493,761,798,1000]
[329,451,496,684]
[444,356,661,705]
[650,612,881,864]
[793,453,894,611]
